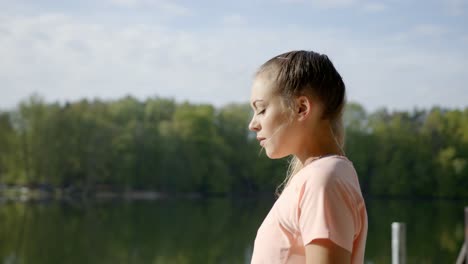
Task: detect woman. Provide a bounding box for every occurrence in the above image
[248,50,368,264]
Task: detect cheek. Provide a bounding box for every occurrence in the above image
[265,106,284,123]
[266,112,289,134]
[265,132,291,159]
[263,117,280,134]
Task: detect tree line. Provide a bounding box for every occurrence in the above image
[0,94,466,198]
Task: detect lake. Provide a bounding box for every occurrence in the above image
[0,196,466,263]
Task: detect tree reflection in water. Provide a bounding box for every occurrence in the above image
[0,197,466,263]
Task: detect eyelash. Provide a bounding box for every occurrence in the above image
[257,109,266,115]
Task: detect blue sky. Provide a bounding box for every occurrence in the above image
[0,0,467,112]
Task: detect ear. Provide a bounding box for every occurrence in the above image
[296,96,311,121]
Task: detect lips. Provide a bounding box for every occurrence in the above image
[257,137,266,146]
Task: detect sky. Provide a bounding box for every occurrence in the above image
[0,0,467,112]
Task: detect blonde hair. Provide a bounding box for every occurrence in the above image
[255,50,347,197]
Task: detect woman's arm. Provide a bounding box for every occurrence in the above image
[305,239,351,264]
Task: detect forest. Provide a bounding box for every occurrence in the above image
[0,94,466,198]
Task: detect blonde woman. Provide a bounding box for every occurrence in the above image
[249,50,368,264]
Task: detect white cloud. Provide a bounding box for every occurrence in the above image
[108,0,139,7]
[280,0,388,11]
[222,14,247,27]
[107,0,191,16]
[0,14,256,109]
[412,24,449,37]
[311,0,357,8]
[279,0,357,8]
[362,2,387,13]
[0,13,467,111]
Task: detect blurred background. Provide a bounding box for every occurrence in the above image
[0,0,467,263]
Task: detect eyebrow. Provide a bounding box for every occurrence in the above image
[251,99,264,109]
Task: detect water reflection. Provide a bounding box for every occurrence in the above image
[0,197,466,263]
[365,198,467,263]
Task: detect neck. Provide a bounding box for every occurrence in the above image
[295,121,344,166]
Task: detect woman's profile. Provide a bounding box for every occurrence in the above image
[248,50,368,264]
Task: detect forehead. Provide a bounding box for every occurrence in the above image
[250,75,276,104]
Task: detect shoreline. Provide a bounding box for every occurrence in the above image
[1,184,468,203]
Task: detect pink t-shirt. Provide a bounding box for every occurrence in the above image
[251,155,368,264]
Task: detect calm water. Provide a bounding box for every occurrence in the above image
[0,197,466,264]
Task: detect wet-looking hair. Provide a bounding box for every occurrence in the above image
[255,50,346,196]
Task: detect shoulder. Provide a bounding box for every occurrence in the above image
[292,156,365,253]
[291,156,363,210]
[295,156,358,190]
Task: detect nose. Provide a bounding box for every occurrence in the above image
[249,115,260,132]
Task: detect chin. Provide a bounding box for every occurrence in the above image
[265,148,289,159]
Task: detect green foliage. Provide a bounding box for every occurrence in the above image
[0,95,467,197]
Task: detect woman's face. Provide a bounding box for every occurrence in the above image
[248,75,298,159]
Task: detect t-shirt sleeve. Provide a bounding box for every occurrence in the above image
[298,174,356,253]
